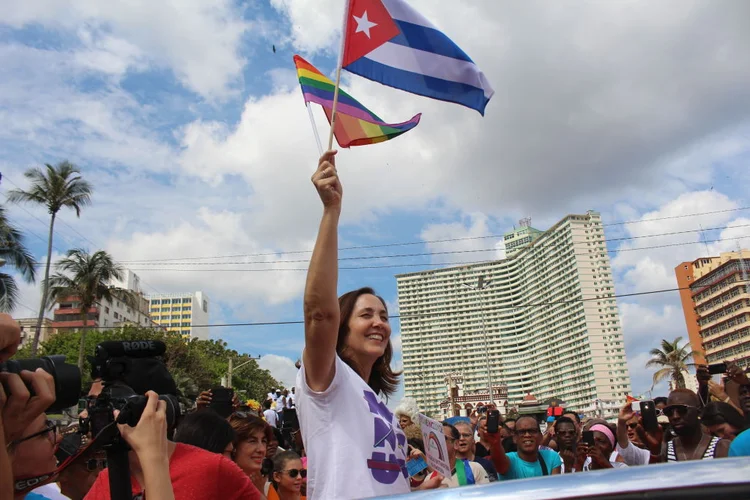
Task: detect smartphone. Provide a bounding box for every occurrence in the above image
[209,387,234,418]
[708,363,728,375]
[640,400,658,433]
[487,409,500,434]
[582,431,595,447]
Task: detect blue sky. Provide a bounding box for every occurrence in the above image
[1,0,750,409]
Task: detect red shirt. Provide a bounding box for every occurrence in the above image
[84,443,261,500]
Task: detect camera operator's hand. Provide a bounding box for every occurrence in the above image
[117,391,168,460]
[0,368,55,442]
[117,391,175,500]
[0,313,21,363]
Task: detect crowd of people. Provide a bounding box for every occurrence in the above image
[1,151,749,499]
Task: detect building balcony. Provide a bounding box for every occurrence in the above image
[51,319,100,329]
[54,306,99,315]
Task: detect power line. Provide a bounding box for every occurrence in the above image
[50,281,749,330]
[116,236,750,272]
[119,206,750,263]
[113,225,750,267]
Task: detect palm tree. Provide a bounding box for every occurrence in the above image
[645,337,700,390]
[7,161,93,355]
[46,249,125,370]
[0,206,37,311]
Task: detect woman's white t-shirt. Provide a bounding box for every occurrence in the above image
[296,355,410,499]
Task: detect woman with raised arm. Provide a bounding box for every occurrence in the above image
[297,151,441,499]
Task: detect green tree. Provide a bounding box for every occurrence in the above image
[7,161,92,355]
[46,249,126,370]
[0,206,37,312]
[646,337,699,390]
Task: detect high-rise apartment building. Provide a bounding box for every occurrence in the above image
[396,211,631,416]
[147,292,210,340]
[675,250,750,368]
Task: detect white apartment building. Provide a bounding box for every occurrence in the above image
[147,292,210,340]
[396,212,632,415]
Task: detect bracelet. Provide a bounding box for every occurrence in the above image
[724,397,732,403]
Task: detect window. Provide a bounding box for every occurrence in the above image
[105,307,110,314]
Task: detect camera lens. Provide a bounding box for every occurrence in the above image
[0,355,81,413]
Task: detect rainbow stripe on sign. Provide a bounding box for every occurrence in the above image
[293,55,421,148]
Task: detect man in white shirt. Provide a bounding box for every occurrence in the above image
[288,387,296,408]
[263,399,278,428]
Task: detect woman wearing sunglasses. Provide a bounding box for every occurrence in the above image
[268,451,306,500]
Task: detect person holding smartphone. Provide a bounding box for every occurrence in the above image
[298,151,442,499]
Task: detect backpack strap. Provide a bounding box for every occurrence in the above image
[538,453,549,476]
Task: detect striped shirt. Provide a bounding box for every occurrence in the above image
[667,436,720,461]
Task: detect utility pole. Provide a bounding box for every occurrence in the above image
[226,356,261,387]
[462,275,496,406]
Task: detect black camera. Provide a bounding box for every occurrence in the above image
[0,355,81,413]
[81,340,180,439]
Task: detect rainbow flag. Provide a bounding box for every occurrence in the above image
[293,55,421,148]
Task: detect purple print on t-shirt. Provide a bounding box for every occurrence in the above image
[364,391,408,484]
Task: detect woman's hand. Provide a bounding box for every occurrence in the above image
[118,391,169,461]
[311,150,341,210]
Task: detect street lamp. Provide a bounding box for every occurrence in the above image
[462,276,496,406]
[226,355,261,387]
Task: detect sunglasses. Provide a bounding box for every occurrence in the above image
[7,420,57,450]
[663,404,698,418]
[230,411,257,420]
[514,428,540,437]
[281,468,307,479]
[627,423,639,429]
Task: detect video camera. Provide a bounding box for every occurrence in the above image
[79,340,181,500]
[81,340,180,438]
[0,355,81,413]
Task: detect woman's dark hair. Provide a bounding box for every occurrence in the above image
[407,437,425,454]
[337,287,401,398]
[702,402,746,431]
[174,409,236,454]
[654,397,668,407]
[271,450,303,489]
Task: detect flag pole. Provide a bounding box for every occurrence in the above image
[327,66,343,150]
[306,103,324,155]
[327,0,350,151]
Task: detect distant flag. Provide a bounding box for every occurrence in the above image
[341,0,494,115]
[293,55,421,148]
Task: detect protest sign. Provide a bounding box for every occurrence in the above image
[417,413,452,478]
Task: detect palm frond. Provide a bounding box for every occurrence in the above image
[0,273,19,312]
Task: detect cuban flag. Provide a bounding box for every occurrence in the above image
[341,0,494,115]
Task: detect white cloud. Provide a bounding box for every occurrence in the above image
[259,354,299,389]
[2,0,252,98]
[420,213,505,265]
[269,0,750,216]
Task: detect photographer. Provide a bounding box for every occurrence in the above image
[0,313,57,500]
[83,351,261,500]
[92,391,176,500]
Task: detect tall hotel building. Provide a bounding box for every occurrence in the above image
[396,212,632,414]
[675,249,750,368]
